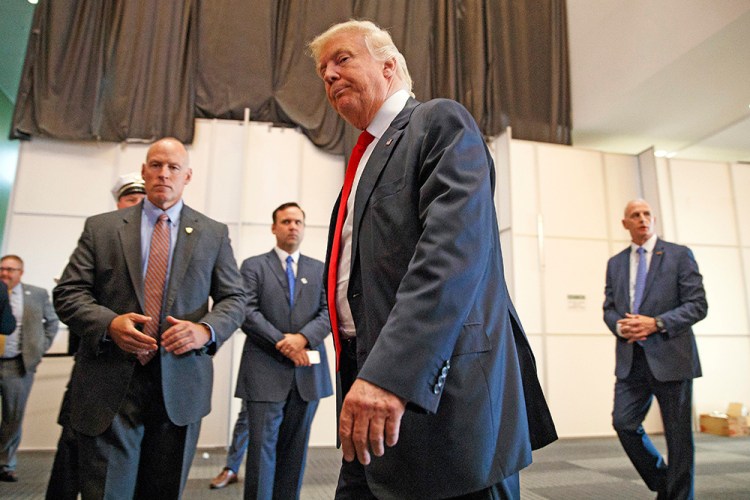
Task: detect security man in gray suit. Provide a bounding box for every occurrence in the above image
[604,199,707,500]
[230,202,333,500]
[0,254,59,482]
[53,137,245,498]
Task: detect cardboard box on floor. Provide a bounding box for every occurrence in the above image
[699,402,749,437]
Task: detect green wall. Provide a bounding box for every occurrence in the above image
[0,93,19,250]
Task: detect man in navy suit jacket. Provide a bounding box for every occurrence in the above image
[604,199,707,500]
[224,202,332,499]
[309,20,556,500]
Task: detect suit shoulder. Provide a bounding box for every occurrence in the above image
[21,283,47,295]
[241,252,270,268]
[182,205,228,234]
[300,254,324,267]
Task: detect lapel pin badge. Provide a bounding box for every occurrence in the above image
[301,278,308,284]
[655,251,663,255]
[185,227,193,234]
[386,138,393,146]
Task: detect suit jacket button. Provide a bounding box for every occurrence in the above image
[433,385,440,394]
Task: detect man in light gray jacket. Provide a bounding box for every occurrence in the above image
[0,254,58,482]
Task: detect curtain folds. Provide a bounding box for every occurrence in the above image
[11,0,571,152]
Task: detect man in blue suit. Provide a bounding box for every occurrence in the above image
[604,199,707,500]
[309,20,556,500]
[228,202,332,499]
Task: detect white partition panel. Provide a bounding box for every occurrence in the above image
[508,140,539,236]
[731,163,750,246]
[243,124,304,224]
[15,140,117,216]
[537,144,608,239]
[669,159,737,246]
[694,336,750,415]
[543,238,611,335]
[545,336,617,437]
[603,153,640,239]
[511,235,543,334]
[689,246,749,335]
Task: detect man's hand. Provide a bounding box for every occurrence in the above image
[617,313,658,343]
[108,313,158,354]
[339,379,406,465]
[161,316,211,355]
[276,333,311,366]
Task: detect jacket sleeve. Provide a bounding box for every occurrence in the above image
[0,286,15,335]
[659,247,708,336]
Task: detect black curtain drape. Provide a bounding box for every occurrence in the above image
[11,0,571,152]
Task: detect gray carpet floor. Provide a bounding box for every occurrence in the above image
[1,434,748,499]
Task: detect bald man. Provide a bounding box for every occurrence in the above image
[53,138,245,498]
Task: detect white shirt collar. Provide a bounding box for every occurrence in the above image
[366,89,410,139]
[274,247,300,264]
[630,233,657,254]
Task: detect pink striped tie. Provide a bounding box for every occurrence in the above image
[138,213,169,365]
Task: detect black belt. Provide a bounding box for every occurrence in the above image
[0,354,22,361]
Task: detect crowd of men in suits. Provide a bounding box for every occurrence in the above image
[0,18,708,500]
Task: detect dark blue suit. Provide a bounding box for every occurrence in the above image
[235,250,332,500]
[327,98,556,499]
[604,238,707,499]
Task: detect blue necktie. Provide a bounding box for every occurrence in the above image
[286,255,295,307]
[632,246,647,314]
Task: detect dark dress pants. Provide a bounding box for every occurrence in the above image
[334,339,520,500]
[46,385,79,500]
[613,344,694,500]
[77,358,201,499]
[243,385,318,500]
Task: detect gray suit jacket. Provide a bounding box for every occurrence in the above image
[604,238,707,381]
[326,98,556,499]
[19,283,59,372]
[234,250,332,403]
[54,203,245,436]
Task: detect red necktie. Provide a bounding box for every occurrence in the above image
[328,130,375,369]
[138,213,170,365]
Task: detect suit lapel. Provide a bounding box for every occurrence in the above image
[164,205,199,313]
[265,250,290,305]
[119,206,145,311]
[641,239,665,306]
[350,98,419,264]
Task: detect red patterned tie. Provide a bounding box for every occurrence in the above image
[138,213,170,365]
[327,130,375,370]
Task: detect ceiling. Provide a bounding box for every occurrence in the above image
[1,0,749,163]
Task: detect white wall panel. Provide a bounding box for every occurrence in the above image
[537,144,607,239]
[545,336,617,437]
[603,153,639,239]
[694,337,750,415]
[511,235,542,334]
[655,157,676,241]
[196,120,246,223]
[15,139,117,216]
[6,214,84,288]
[669,159,737,246]
[731,163,750,246]
[508,140,538,235]
[20,357,72,449]
[298,137,343,228]
[491,131,512,232]
[243,124,303,224]
[690,246,748,335]
[543,238,611,335]
[744,248,750,324]
[527,334,547,396]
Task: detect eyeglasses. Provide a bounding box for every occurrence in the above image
[0,267,21,273]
